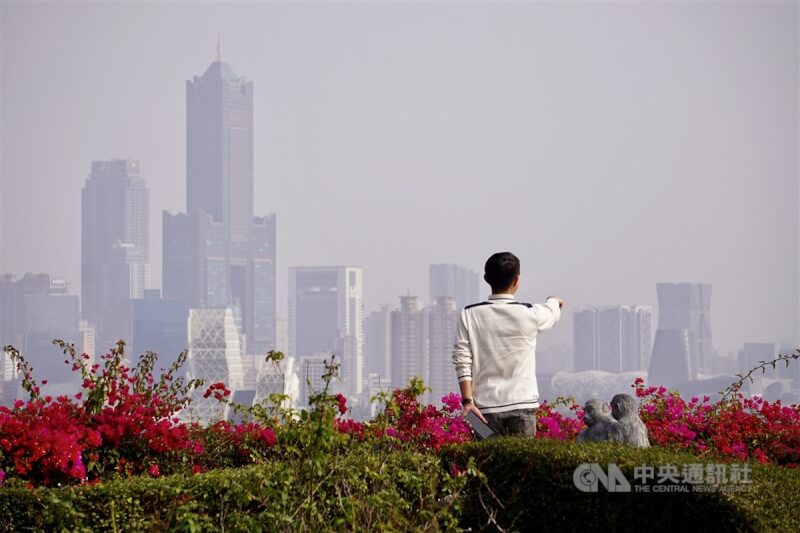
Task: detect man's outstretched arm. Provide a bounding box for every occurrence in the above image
[530,296,564,331]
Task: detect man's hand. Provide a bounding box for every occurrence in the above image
[462,402,487,424]
[547,295,565,309]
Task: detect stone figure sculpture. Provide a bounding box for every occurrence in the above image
[609,393,650,448]
[576,399,616,443]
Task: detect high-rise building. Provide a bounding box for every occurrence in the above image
[131,289,189,371]
[185,308,244,424]
[298,355,331,408]
[81,159,149,351]
[1,274,76,404]
[390,296,430,391]
[738,343,778,374]
[429,264,480,310]
[275,318,288,354]
[365,306,393,381]
[186,54,253,245]
[573,308,597,372]
[649,283,712,385]
[23,285,80,393]
[163,57,276,354]
[247,214,276,354]
[288,266,364,395]
[573,306,653,373]
[428,296,459,405]
[0,273,51,349]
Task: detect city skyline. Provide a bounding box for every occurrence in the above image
[1,2,798,357]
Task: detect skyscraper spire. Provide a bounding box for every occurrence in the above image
[216,35,222,62]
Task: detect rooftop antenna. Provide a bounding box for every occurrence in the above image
[216,35,222,62]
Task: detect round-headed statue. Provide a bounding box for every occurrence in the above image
[609,393,650,448]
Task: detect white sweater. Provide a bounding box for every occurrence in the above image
[452,294,561,414]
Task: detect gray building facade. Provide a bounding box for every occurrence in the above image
[81,159,150,351]
[163,58,276,354]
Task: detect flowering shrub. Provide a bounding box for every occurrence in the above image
[522,376,800,467]
[2,340,799,489]
[534,398,585,441]
[371,382,471,451]
[632,377,800,466]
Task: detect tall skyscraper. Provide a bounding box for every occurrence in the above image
[428,296,459,405]
[573,306,653,373]
[649,283,712,385]
[186,54,254,246]
[390,296,430,391]
[163,56,276,355]
[288,266,364,395]
[429,264,480,310]
[81,159,149,351]
[365,306,393,381]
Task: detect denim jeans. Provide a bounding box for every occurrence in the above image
[483,408,538,437]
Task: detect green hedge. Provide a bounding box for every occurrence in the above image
[449,438,800,533]
[0,444,462,532]
[3,440,799,532]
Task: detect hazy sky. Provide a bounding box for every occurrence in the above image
[1,0,798,354]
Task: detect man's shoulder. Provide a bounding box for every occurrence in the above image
[464,301,491,310]
[463,301,533,310]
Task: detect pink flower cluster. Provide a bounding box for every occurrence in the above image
[534,400,585,441]
[526,377,800,467]
[632,378,800,466]
[376,390,472,451]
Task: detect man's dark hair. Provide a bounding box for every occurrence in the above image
[484,252,520,293]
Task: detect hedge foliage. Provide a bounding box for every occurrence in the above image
[0,443,465,532]
[3,438,799,532]
[450,438,800,533]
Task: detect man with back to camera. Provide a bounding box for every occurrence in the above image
[452,252,564,437]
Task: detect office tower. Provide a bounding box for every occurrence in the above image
[429,264,480,310]
[738,343,778,374]
[573,306,653,373]
[186,53,253,245]
[288,266,364,395]
[365,306,393,381]
[185,308,244,424]
[573,308,597,372]
[0,273,51,349]
[367,373,393,417]
[1,274,65,404]
[79,320,95,360]
[298,355,331,407]
[275,318,288,354]
[390,296,430,391]
[649,283,712,385]
[247,214,276,354]
[23,283,80,392]
[163,56,276,354]
[131,289,189,371]
[1,348,19,406]
[81,159,150,351]
[428,296,459,405]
